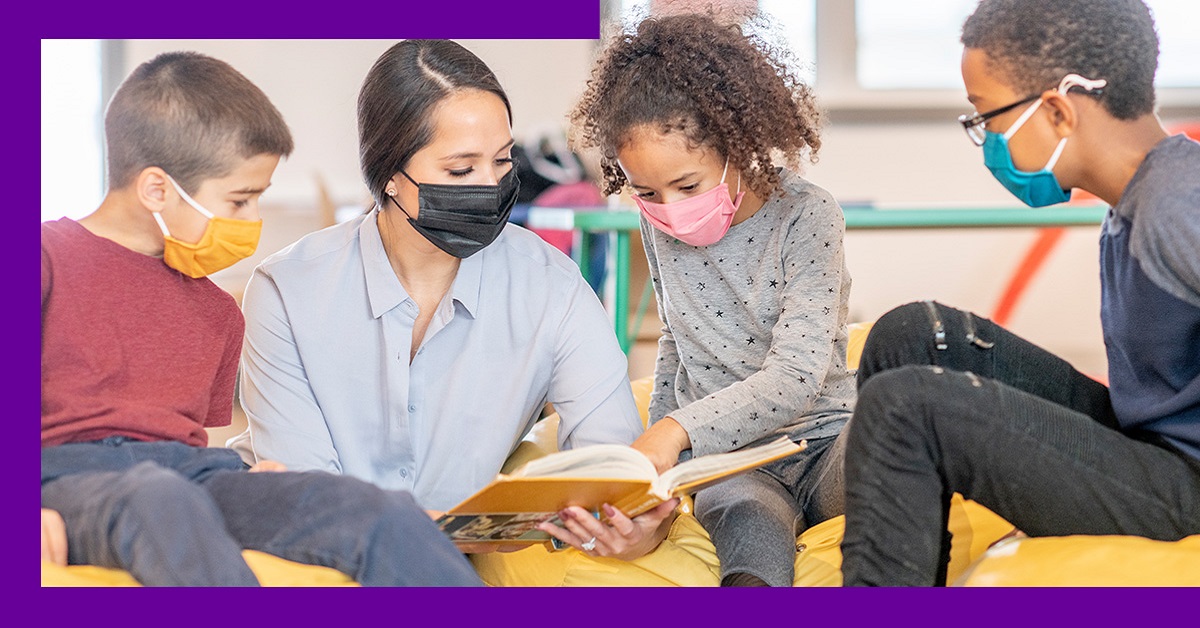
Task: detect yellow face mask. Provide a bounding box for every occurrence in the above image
[153,175,263,278]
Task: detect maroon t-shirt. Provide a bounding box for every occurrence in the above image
[41,218,243,448]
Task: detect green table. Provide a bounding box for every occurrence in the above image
[525,205,1109,352]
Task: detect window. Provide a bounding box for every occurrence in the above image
[41,40,105,222]
[608,0,1200,108]
[857,0,1200,90]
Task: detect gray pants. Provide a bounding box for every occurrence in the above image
[694,432,846,587]
[41,438,483,586]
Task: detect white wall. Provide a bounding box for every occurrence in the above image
[122,39,596,208]
[117,39,1199,378]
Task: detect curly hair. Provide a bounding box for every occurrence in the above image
[571,11,822,198]
[961,0,1159,120]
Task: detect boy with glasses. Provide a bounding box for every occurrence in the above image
[839,0,1200,586]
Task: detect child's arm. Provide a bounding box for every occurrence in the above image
[204,312,242,430]
[236,267,343,473]
[549,275,644,450]
[639,218,684,426]
[41,244,52,317]
[668,190,851,457]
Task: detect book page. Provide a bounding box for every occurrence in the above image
[507,443,658,480]
[652,436,805,496]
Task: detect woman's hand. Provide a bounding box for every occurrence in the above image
[537,499,679,561]
[41,508,67,566]
[630,417,691,474]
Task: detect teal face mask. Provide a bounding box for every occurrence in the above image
[981,119,1071,207]
[978,73,1107,207]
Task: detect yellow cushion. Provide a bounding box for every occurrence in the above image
[955,534,1200,586]
[472,493,1012,587]
[41,550,358,587]
[476,321,1023,586]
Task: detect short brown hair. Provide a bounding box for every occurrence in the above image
[104,51,294,193]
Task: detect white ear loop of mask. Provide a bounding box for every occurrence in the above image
[718,158,742,197]
[153,175,216,237]
[1003,73,1108,142]
[1001,73,1108,169]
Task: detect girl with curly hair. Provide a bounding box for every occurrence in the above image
[544,11,856,586]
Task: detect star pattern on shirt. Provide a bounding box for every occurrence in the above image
[652,183,850,453]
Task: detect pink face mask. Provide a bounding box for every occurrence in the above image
[633,159,744,246]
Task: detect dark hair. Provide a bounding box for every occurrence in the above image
[358,40,513,205]
[571,12,822,198]
[961,0,1159,120]
[104,51,294,193]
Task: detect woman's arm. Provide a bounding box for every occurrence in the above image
[547,276,644,449]
[236,267,343,473]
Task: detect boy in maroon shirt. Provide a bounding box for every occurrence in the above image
[40,51,480,586]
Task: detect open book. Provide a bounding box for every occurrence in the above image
[435,436,804,545]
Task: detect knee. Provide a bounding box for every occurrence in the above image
[864,302,934,349]
[848,365,944,453]
[694,475,785,523]
[110,463,204,515]
[857,302,943,379]
[301,474,424,533]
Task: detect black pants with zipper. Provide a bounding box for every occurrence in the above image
[840,301,1200,586]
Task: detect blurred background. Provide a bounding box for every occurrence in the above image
[42,0,1200,399]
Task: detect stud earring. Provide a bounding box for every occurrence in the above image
[386,188,396,196]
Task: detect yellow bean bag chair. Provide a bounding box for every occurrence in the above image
[472,321,1200,586]
[42,549,358,587]
[43,322,1200,586]
[956,534,1200,586]
[473,322,1013,586]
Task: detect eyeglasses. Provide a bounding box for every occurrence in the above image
[957,74,1107,147]
[957,94,1041,146]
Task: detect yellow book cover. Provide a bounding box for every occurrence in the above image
[435,436,804,545]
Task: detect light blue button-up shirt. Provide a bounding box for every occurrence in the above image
[228,209,643,510]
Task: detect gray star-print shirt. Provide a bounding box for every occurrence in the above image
[642,169,855,458]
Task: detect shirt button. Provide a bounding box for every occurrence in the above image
[408,404,416,412]
[399,468,409,478]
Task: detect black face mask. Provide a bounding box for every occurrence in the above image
[388,167,520,258]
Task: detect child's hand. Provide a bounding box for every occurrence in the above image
[41,508,67,566]
[248,460,287,473]
[631,418,692,474]
[536,500,679,561]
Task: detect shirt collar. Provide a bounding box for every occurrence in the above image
[360,207,413,319]
[360,206,484,320]
[448,242,482,319]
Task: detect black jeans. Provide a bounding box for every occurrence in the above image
[840,301,1200,586]
[41,438,483,586]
